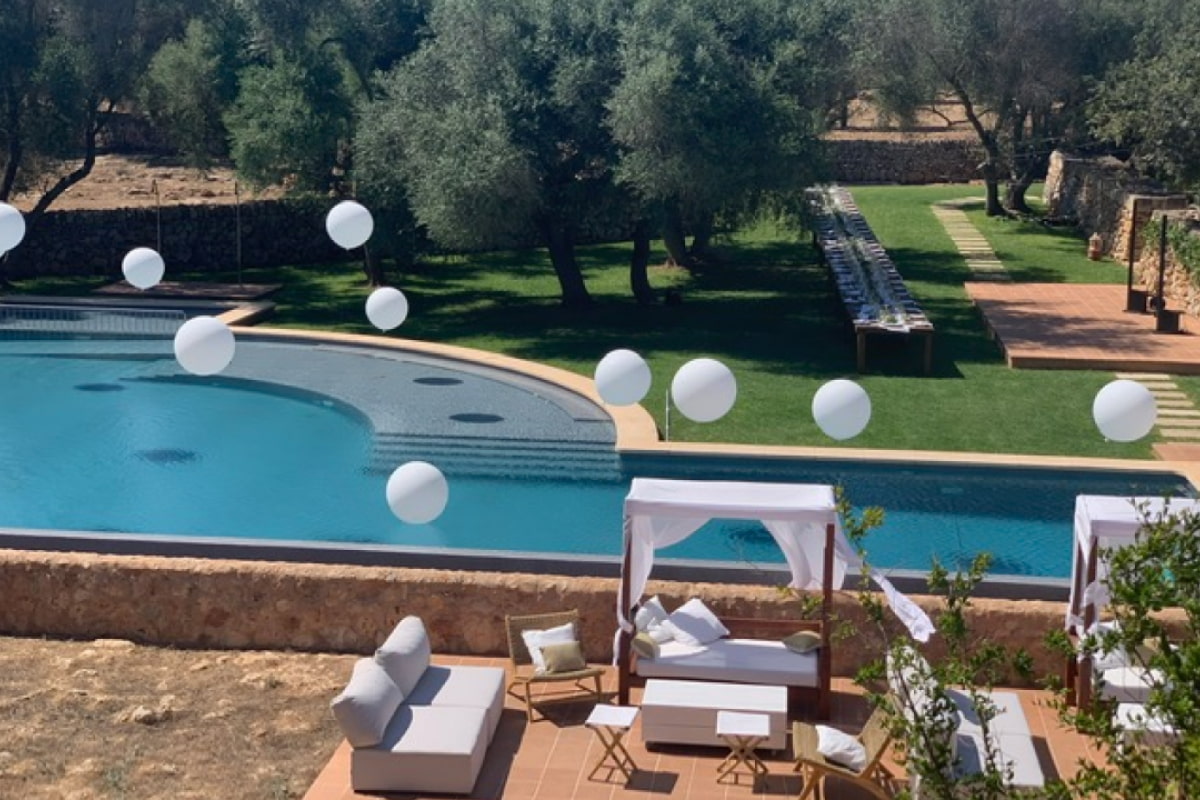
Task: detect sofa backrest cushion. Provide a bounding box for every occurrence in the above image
[887,643,959,764]
[330,658,404,748]
[375,615,432,696]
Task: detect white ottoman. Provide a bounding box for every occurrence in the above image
[640,679,787,750]
[1116,702,1177,748]
[1098,666,1162,704]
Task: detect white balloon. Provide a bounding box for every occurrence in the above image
[122,247,165,290]
[1093,379,1157,442]
[812,379,872,441]
[0,202,26,254]
[671,358,737,423]
[325,200,374,249]
[365,287,409,331]
[173,316,236,376]
[386,461,449,524]
[594,349,651,406]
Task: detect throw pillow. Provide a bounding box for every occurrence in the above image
[816,725,867,772]
[631,631,660,660]
[634,595,670,631]
[783,630,822,654]
[660,597,730,647]
[541,641,587,673]
[521,622,577,674]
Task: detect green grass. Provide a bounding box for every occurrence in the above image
[8,184,1156,458]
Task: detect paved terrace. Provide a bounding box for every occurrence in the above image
[305,658,1099,800]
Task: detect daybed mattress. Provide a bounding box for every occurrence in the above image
[635,638,819,687]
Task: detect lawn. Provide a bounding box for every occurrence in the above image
[10,184,1156,458]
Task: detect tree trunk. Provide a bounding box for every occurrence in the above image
[661,202,690,268]
[1,100,21,201]
[362,244,385,287]
[29,102,110,219]
[541,220,593,308]
[689,212,714,263]
[629,219,655,306]
[951,80,1007,217]
[1004,175,1035,214]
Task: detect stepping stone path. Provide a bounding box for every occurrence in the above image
[1115,372,1200,442]
[931,198,1010,281]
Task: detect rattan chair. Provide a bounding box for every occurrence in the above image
[792,706,897,799]
[505,609,606,722]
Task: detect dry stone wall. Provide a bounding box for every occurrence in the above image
[1134,210,1200,317]
[0,549,1067,682]
[3,199,345,279]
[824,137,984,184]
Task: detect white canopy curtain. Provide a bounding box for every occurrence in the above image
[1065,494,1199,708]
[1067,494,1200,633]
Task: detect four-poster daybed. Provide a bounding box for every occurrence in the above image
[615,478,933,720]
[1064,494,1200,708]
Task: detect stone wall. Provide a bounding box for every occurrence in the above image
[1043,150,1188,257]
[3,199,346,279]
[0,549,1067,682]
[824,137,984,184]
[1134,210,1200,317]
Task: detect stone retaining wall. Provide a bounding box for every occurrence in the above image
[1134,210,1200,317]
[0,550,1066,682]
[824,137,984,185]
[3,199,345,279]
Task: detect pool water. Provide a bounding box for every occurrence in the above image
[0,339,1190,579]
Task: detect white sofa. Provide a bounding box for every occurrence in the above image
[330,616,505,795]
[889,645,1044,791]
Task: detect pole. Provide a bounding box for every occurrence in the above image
[234,181,243,286]
[152,179,162,254]
[1156,215,1168,311]
[664,387,671,442]
[1125,198,1141,311]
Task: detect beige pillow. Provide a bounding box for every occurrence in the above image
[631,632,660,660]
[783,630,822,654]
[541,640,586,673]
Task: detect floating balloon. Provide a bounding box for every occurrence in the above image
[365,286,409,331]
[173,316,236,376]
[325,200,374,250]
[122,247,165,290]
[386,461,449,524]
[1093,379,1157,442]
[671,358,737,423]
[0,202,26,254]
[812,379,872,441]
[594,349,652,406]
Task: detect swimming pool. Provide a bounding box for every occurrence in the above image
[0,331,1190,583]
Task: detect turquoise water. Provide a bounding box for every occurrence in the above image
[0,339,1190,578]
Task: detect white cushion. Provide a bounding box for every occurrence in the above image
[634,596,670,631]
[816,725,867,771]
[660,597,729,647]
[646,622,674,643]
[331,658,404,748]
[350,705,489,794]
[405,664,506,738]
[635,638,819,687]
[1098,666,1161,704]
[375,616,432,696]
[520,622,576,674]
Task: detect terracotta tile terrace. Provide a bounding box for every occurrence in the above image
[304,657,1100,800]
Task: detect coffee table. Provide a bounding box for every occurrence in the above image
[640,678,787,750]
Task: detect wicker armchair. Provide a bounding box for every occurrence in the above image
[792,706,897,799]
[505,609,606,722]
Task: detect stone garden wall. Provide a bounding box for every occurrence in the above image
[1134,210,1200,317]
[1043,150,1188,258]
[2,198,345,279]
[824,137,984,185]
[0,549,1066,683]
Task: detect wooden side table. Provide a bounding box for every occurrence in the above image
[585,704,639,783]
[716,710,770,785]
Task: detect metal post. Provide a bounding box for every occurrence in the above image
[1125,198,1144,312]
[234,181,243,286]
[664,387,671,442]
[152,179,162,254]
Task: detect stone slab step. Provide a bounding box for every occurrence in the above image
[1157,408,1200,417]
[1158,428,1200,439]
[1156,417,1200,427]
[1150,391,1189,400]
[1155,399,1195,407]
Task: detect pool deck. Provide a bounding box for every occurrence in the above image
[303,657,1100,800]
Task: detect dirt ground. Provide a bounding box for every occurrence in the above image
[0,635,356,799]
[8,155,284,213]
